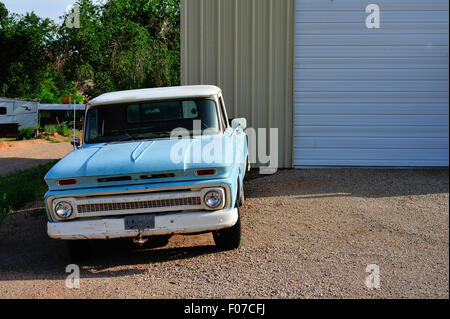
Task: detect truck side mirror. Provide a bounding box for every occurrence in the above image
[70,136,81,149]
[231,118,247,130]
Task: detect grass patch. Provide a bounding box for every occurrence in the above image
[43,123,73,137]
[43,124,58,135]
[44,136,59,143]
[0,161,56,221]
[11,123,78,143]
[41,126,83,143]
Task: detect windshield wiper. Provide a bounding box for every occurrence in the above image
[108,133,137,144]
[104,131,175,144]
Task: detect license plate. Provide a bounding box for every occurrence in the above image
[124,214,155,230]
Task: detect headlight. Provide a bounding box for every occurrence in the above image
[203,190,223,209]
[55,201,73,218]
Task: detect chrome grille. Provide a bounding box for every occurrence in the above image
[77,197,201,214]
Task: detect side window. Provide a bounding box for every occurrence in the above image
[0,107,6,115]
[88,108,99,140]
[218,96,229,128]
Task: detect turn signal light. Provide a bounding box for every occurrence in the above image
[57,178,77,186]
[195,169,216,176]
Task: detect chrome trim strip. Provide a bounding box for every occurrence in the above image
[48,207,238,240]
[47,184,231,221]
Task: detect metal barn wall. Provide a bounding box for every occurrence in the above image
[181,0,295,168]
[294,0,449,167]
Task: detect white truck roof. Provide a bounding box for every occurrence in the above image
[89,85,222,106]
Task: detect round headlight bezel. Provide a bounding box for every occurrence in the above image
[203,190,223,209]
[54,201,73,219]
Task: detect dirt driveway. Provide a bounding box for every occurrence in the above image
[0,169,448,299]
[0,140,73,176]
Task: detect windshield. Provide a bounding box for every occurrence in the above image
[84,99,220,144]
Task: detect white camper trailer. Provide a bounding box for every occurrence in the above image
[0,98,86,137]
[0,98,39,129]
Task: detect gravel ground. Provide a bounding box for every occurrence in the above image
[0,140,73,176]
[0,168,448,299]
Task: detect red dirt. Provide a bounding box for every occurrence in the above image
[0,140,73,176]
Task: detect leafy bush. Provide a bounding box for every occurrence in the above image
[57,123,72,136]
[43,124,58,134]
[39,88,56,103]
[39,71,85,104]
[17,126,37,140]
[43,123,71,136]
[60,81,85,105]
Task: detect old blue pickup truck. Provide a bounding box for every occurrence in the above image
[44,85,249,258]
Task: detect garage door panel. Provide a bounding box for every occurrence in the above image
[294,159,449,167]
[296,91,449,99]
[294,0,449,167]
[295,45,448,57]
[295,115,448,126]
[296,126,449,138]
[295,97,448,104]
[296,0,449,11]
[296,34,449,46]
[296,137,449,149]
[295,103,449,115]
[295,58,449,69]
[296,23,449,35]
[295,80,449,92]
[295,68,449,81]
[295,149,448,161]
[296,11,448,23]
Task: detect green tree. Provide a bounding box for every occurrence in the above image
[0,0,180,101]
[0,3,57,99]
[57,0,180,98]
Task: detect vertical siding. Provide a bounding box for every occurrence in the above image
[294,0,449,167]
[181,0,295,168]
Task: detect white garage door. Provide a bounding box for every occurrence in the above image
[294,0,449,167]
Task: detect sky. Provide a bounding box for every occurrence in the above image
[1,0,80,22]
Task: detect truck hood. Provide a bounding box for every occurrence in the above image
[45,135,236,190]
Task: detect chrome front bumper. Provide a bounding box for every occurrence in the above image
[47,207,238,240]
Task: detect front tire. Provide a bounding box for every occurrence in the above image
[213,203,241,250]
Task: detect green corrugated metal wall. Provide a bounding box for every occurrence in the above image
[181,0,295,168]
